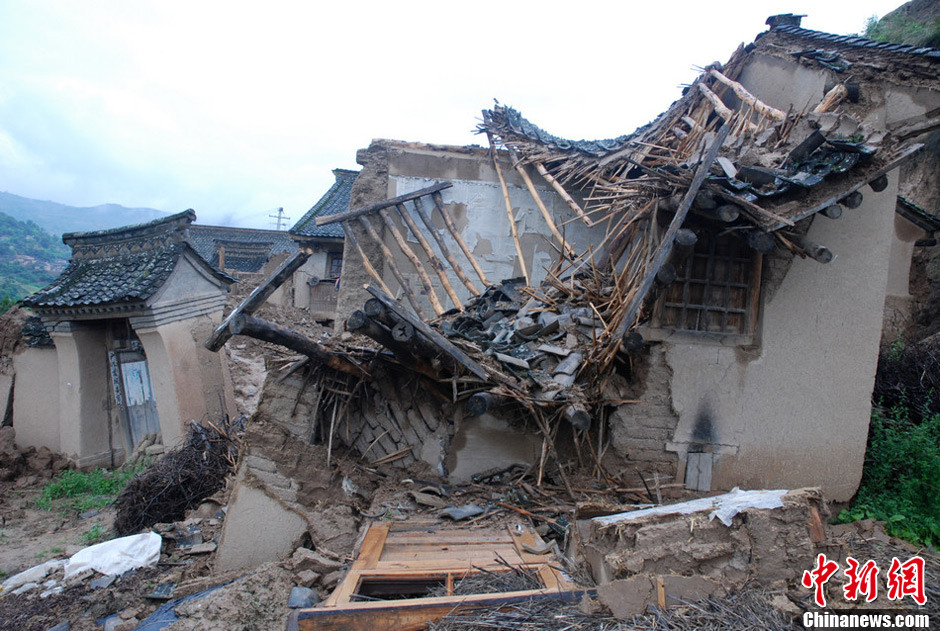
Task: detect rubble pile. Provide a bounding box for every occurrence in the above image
[113,420,240,536]
[0,426,71,483]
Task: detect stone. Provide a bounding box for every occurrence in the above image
[292,547,341,574]
[145,445,165,456]
[288,586,319,608]
[89,574,117,590]
[321,570,345,590]
[184,542,217,555]
[295,570,321,587]
[46,622,70,631]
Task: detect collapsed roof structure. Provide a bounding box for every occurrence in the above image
[209,16,940,570]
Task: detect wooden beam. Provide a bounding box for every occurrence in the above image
[231,314,367,378]
[412,196,481,296]
[358,215,427,319]
[431,192,491,286]
[314,182,453,227]
[614,125,730,340]
[344,223,393,296]
[392,203,463,310]
[533,161,593,226]
[487,132,529,286]
[205,250,311,351]
[366,285,488,381]
[378,208,445,316]
[508,148,577,260]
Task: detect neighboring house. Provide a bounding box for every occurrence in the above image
[288,168,357,321]
[187,224,299,275]
[319,16,939,502]
[13,210,236,468]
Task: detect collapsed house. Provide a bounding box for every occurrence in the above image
[206,16,939,569]
[4,210,237,467]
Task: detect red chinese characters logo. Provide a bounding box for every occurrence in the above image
[886,556,926,606]
[802,554,927,607]
[843,557,879,602]
[802,553,839,607]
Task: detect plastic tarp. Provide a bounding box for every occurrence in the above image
[64,531,162,579]
[592,488,789,527]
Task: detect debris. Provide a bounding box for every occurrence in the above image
[184,542,217,555]
[440,504,486,521]
[288,586,319,609]
[144,583,176,600]
[89,574,117,590]
[291,548,342,575]
[63,531,162,580]
[0,559,65,595]
[113,420,238,536]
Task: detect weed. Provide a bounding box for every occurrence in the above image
[35,462,144,512]
[0,569,8,580]
[34,546,64,559]
[81,522,108,545]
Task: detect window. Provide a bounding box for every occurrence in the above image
[653,231,761,338]
[327,252,343,278]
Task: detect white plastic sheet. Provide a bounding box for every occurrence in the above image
[64,531,162,579]
[592,488,788,527]
[0,559,65,594]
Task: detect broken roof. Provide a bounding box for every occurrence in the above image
[289,169,358,239]
[23,210,234,311]
[187,224,299,273]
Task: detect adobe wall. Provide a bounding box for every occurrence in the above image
[10,347,59,452]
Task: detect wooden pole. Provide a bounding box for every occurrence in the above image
[412,196,481,296]
[708,69,786,121]
[314,181,452,227]
[343,224,393,296]
[533,162,593,227]
[378,208,445,316]
[614,125,730,339]
[357,215,427,319]
[392,203,463,310]
[507,148,577,260]
[430,191,490,286]
[486,133,530,286]
[205,250,311,351]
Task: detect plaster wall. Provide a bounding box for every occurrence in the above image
[215,463,308,573]
[11,348,59,451]
[135,312,233,449]
[664,175,898,502]
[51,325,112,468]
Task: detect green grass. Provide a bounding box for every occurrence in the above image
[81,523,108,545]
[838,402,940,547]
[35,463,144,513]
[864,13,940,48]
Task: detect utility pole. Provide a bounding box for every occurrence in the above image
[268,207,290,231]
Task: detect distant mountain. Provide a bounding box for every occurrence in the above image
[0,191,170,235]
[0,212,70,303]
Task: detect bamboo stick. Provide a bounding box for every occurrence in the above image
[486,133,530,287]
[357,215,427,319]
[343,223,392,296]
[534,161,593,227]
[378,208,445,316]
[430,191,490,286]
[412,196,481,296]
[393,203,463,310]
[813,83,848,114]
[507,148,577,260]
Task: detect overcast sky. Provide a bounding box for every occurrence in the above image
[0,1,904,229]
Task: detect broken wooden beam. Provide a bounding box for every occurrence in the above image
[366,285,489,381]
[344,224,393,296]
[412,195,481,296]
[314,182,453,227]
[820,204,843,220]
[508,147,577,260]
[467,391,512,417]
[614,125,730,339]
[869,174,889,192]
[231,314,366,378]
[431,191,491,287]
[205,250,311,352]
[487,132,530,286]
[347,310,397,348]
[842,191,863,209]
[746,229,776,254]
[563,403,591,431]
[378,207,445,315]
[392,203,463,310]
[793,235,834,263]
[358,215,427,319]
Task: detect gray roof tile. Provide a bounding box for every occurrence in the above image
[290,169,358,239]
[187,225,299,272]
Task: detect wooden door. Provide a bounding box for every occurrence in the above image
[113,350,160,446]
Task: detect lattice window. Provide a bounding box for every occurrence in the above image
[327,252,343,278]
[655,232,761,336]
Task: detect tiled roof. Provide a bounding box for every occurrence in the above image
[289,169,358,239]
[187,225,299,273]
[20,316,53,347]
[22,210,233,309]
[770,24,940,59]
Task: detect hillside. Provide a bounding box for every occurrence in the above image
[0,212,70,307]
[0,191,169,236]
[865,0,940,47]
